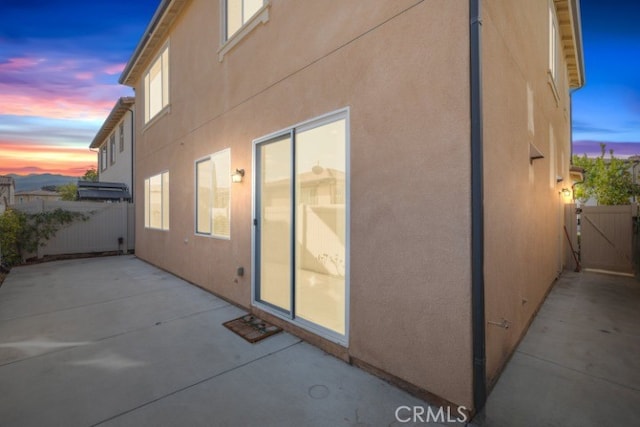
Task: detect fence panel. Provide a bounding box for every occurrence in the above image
[581,205,633,274]
[12,201,134,259]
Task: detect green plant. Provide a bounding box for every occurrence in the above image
[0,208,89,267]
[58,183,78,201]
[573,144,634,205]
[82,167,98,182]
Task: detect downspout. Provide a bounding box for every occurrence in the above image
[126,107,135,201]
[470,0,487,413]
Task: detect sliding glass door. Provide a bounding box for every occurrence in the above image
[254,111,348,341]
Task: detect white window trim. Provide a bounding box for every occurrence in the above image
[144,43,170,126]
[218,0,270,62]
[548,0,560,105]
[251,107,351,346]
[144,170,170,231]
[194,148,232,239]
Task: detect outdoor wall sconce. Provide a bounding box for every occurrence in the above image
[561,188,572,198]
[231,168,245,183]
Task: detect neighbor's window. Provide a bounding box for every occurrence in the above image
[224,0,264,40]
[110,134,116,165]
[195,149,231,238]
[119,123,125,152]
[144,171,170,230]
[144,45,169,123]
[101,146,108,171]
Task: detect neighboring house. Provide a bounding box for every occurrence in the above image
[119,0,584,414]
[0,175,16,213]
[14,190,61,204]
[89,97,135,197]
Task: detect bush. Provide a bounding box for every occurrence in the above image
[0,208,89,267]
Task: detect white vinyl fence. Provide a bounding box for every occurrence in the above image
[11,200,134,260]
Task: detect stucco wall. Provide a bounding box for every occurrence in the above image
[482,0,575,383]
[132,0,473,408]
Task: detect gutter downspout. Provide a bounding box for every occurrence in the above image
[126,107,135,201]
[470,0,487,413]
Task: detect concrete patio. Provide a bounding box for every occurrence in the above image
[1,256,639,426]
[0,256,445,427]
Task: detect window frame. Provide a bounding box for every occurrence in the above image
[119,122,125,152]
[194,148,231,239]
[548,0,561,103]
[144,44,170,125]
[218,0,270,61]
[109,134,116,165]
[144,171,170,231]
[100,145,108,172]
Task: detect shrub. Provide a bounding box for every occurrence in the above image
[0,208,89,267]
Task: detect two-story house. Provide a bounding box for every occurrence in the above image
[89,97,135,197]
[119,0,584,414]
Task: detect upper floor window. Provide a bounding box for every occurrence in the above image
[100,146,108,171]
[144,45,169,124]
[110,134,116,165]
[549,2,560,83]
[119,123,125,152]
[224,0,265,40]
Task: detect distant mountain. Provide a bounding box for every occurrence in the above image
[8,174,78,192]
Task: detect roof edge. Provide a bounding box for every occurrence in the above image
[89,97,135,149]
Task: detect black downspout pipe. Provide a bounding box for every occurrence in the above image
[470,0,487,413]
[126,107,135,201]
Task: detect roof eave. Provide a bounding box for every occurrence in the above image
[556,0,585,89]
[89,97,135,149]
[119,0,190,87]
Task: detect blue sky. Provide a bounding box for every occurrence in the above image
[0,0,638,175]
[572,0,640,157]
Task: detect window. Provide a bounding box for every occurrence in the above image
[195,149,231,238]
[144,46,169,123]
[119,123,125,152]
[224,0,265,40]
[110,134,116,165]
[100,146,108,171]
[549,1,560,83]
[255,109,349,341]
[144,171,170,230]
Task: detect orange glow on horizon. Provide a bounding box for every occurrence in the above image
[0,142,96,176]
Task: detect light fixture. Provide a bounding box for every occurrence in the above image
[231,168,245,183]
[561,188,572,198]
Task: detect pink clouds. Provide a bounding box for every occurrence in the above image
[0,141,96,176]
[103,63,126,75]
[0,55,132,120]
[0,57,44,71]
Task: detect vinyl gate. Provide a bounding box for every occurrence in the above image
[579,205,634,274]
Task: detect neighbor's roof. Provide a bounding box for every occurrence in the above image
[119,0,190,87]
[89,97,135,149]
[0,175,15,186]
[556,0,585,88]
[15,190,59,197]
[77,181,131,201]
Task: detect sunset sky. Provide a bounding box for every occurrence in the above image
[0,0,639,176]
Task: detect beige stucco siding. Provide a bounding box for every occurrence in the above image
[482,0,574,383]
[133,0,473,408]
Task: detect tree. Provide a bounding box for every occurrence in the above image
[58,183,78,201]
[572,144,633,205]
[82,167,98,182]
